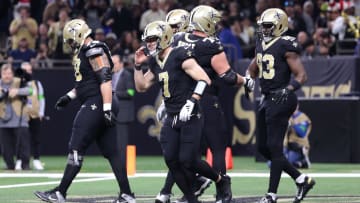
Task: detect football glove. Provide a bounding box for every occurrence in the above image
[55,95,72,110]
[179,98,195,122]
[104,110,116,127]
[244,76,255,99]
[156,100,167,122]
[271,88,291,104]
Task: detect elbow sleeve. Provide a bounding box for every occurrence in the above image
[95,67,112,84]
[219,69,238,86]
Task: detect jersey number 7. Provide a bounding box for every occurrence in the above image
[159,71,170,98]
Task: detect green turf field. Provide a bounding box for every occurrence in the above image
[1,156,360,203]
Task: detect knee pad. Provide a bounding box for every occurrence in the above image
[67,150,83,166]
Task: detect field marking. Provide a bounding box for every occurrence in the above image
[0,177,114,189]
[1,172,360,178]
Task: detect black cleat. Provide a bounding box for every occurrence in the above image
[259,194,277,203]
[194,176,212,197]
[215,174,232,203]
[34,187,66,203]
[174,195,187,203]
[293,176,316,203]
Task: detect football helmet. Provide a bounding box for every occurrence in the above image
[63,19,92,54]
[166,9,190,33]
[141,21,173,56]
[189,5,221,37]
[257,8,288,42]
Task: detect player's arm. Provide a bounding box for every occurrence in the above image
[182,58,211,100]
[89,52,112,108]
[285,51,307,91]
[247,57,259,79]
[134,47,155,92]
[211,52,246,85]
[54,88,76,110]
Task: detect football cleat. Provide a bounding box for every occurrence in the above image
[259,194,277,203]
[15,160,22,170]
[194,176,212,197]
[155,192,171,203]
[33,159,45,170]
[215,174,232,203]
[34,187,66,203]
[115,193,136,203]
[174,195,188,203]
[293,176,315,203]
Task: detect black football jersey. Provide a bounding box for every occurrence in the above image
[173,33,224,95]
[149,46,196,114]
[255,36,301,94]
[74,41,113,103]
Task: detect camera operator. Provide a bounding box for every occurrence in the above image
[0,64,32,170]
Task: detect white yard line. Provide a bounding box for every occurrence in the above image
[1,172,360,178]
[1,172,360,189]
[0,177,114,189]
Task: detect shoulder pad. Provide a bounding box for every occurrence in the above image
[281,35,301,54]
[281,36,297,41]
[85,47,104,57]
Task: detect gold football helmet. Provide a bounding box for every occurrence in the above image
[141,21,173,56]
[63,19,92,54]
[189,5,221,37]
[166,9,190,33]
[257,8,288,42]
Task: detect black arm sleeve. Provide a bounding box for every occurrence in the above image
[95,67,112,84]
[219,69,238,86]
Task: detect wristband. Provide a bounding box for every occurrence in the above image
[289,80,301,91]
[193,80,207,96]
[103,103,112,111]
[67,91,76,99]
[134,64,142,71]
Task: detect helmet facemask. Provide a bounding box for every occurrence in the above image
[144,36,162,56]
[261,22,276,42]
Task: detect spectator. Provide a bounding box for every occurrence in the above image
[47,8,71,59]
[36,23,49,50]
[255,0,269,20]
[297,31,309,52]
[35,42,52,69]
[42,0,70,25]
[218,18,243,63]
[139,0,166,31]
[9,5,38,50]
[120,31,135,58]
[0,0,12,51]
[82,0,107,30]
[103,0,133,38]
[313,28,336,56]
[19,62,46,170]
[0,64,32,170]
[94,28,106,42]
[302,1,315,35]
[8,38,37,69]
[315,2,329,28]
[331,3,357,40]
[284,105,312,169]
[239,16,256,58]
[284,0,307,37]
[105,32,122,54]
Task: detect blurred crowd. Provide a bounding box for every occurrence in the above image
[0,0,360,69]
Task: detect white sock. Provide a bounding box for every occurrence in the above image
[267,192,277,200]
[296,174,306,183]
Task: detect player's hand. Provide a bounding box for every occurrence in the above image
[179,99,195,122]
[244,76,255,99]
[104,110,116,127]
[156,100,167,122]
[271,88,291,104]
[134,46,148,66]
[55,95,72,110]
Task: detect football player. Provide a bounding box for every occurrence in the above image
[157,5,254,203]
[246,8,315,203]
[134,20,215,203]
[34,19,135,203]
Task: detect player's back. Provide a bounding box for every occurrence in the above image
[255,36,301,94]
[173,33,224,95]
[74,41,113,103]
[149,46,196,114]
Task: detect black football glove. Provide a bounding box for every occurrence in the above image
[55,95,72,110]
[271,88,291,104]
[104,110,116,127]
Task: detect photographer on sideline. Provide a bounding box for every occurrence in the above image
[0,64,32,170]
